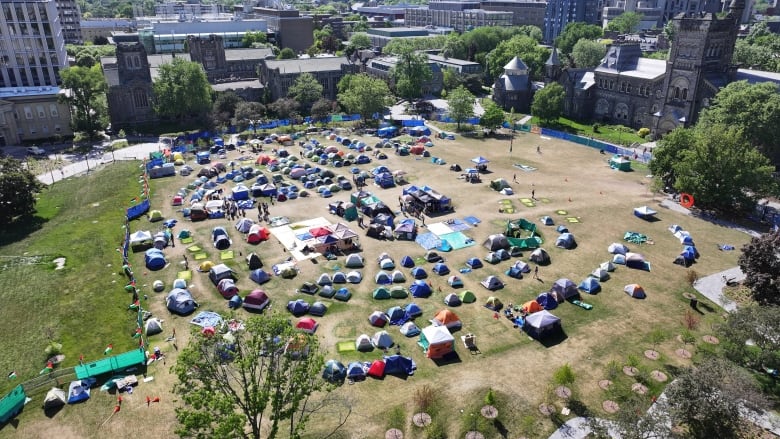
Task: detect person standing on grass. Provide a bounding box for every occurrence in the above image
[531,189,535,200]
[533,266,539,280]
[537,145,541,154]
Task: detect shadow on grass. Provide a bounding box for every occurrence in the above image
[0,215,48,247]
[539,330,569,348]
[0,417,20,432]
[431,351,462,367]
[568,399,593,417]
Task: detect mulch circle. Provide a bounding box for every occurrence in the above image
[598,379,612,390]
[683,292,696,300]
[555,386,572,399]
[602,400,620,413]
[651,370,668,382]
[702,335,720,345]
[386,428,403,439]
[644,350,660,360]
[412,413,431,427]
[623,366,639,376]
[465,432,485,439]
[481,405,498,419]
[632,383,648,394]
[539,403,556,416]
[675,348,692,359]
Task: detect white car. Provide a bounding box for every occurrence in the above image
[26,146,46,156]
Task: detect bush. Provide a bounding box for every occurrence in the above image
[592,123,601,133]
[637,127,650,138]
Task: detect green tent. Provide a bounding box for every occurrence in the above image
[458,290,476,303]
[390,286,409,299]
[609,155,632,171]
[373,287,391,300]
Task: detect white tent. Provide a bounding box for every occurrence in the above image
[344,253,364,268]
[600,261,616,272]
[372,330,394,349]
[43,387,67,409]
[608,242,628,255]
[317,273,333,286]
[355,334,373,351]
[591,267,610,281]
[391,270,407,283]
[346,271,362,283]
[400,321,421,337]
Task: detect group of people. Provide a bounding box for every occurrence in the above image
[223,199,245,221]
[257,201,271,222]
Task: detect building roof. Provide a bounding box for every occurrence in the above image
[735,68,780,85]
[427,54,480,67]
[545,47,560,66]
[498,73,529,91]
[504,56,528,71]
[212,80,264,91]
[224,48,274,61]
[81,19,133,28]
[0,86,62,98]
[263,57,350,74]
[595,57,665,80]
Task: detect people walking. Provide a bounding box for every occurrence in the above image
[533,266,539,280]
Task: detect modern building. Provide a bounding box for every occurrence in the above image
[81,19,135,43]
[550,0,763,139]
[351,3,423,21]
[154,2,221,19]
[543,0,603,43]
[136,19,269,54]
[56,0,82,44]
[246,8,313,54]
[258,56,359,101]
[427,54,483,75]
[366,27,430,49]
[601,0,664,30]
[405,1,514,31]
[0,0,73,145]
[480,0,547,28]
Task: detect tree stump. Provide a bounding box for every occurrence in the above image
[675,348,692,359]
[465,432,485,439]
[632,383,648,395]
[555,386,572,399]
[412,412,431,428]
[644,349,660,360]
[481,405,498,419]
[385,428,403,439]
[602,400,620,413]
[538,403,556,416]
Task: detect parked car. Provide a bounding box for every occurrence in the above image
[26,146,46,156]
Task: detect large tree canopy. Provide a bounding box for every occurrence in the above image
[0,157,43,226]
[531,83,565,124]
[486,35,550,79]
[555,23,603,55]
[718,304,780,371]
[697,80,780,161]
[479,100,505,129]
[288,73,324,115]
[337,74,392,123]
[391,48,432,101]
[211,91,244,127]
[153,58,212,121]
[738,233,780,305]
[571,39,606,68]
[606,12,643,34]
[669,124,776,213]
[173,312,330,439]
[59,64,108,138]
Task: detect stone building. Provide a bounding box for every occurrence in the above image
[492,57,534,113]
[187,35,272,83]
[103,42,157,129]
[258,57,360,102]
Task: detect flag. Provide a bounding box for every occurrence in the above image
[129,197,139,204]
[39,362,53,375]
[128,300,140,310]
[7,371,16,380]
[133,327,142,338]
[104,344,113,355]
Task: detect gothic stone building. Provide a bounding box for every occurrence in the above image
[552,0,745,137]
[103,42,157,129]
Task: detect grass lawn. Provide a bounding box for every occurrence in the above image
[529,116,647,146]
[0,130,754,438]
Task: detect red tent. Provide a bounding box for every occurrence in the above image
[309,227,332,237]
[256,155,272,165]
[296,317,318,334]
[410,145,425,155]
[247,225,270,244]
[171,195,183,206]
[366,360,385,378]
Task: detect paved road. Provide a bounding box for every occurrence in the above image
[36,141,163,185]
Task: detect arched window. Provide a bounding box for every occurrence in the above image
[674,87,680,99]
[626,83,632,94]
[682,88,688,100]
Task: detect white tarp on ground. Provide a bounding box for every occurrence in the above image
[269,217,331,261]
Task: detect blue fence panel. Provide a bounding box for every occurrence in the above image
[467,117,480,125]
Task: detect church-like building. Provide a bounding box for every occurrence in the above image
[498,0,779,139]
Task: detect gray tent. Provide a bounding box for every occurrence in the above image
[483,234,509,251]
[145,317,163,336]
[43,387,67,409]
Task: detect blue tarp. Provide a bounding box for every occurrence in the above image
[126,199,150,221]
[383,355,416,376]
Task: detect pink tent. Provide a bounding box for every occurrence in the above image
[296,317,318,334]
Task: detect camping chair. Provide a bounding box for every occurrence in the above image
[461,333,480,354]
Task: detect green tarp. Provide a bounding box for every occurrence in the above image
[75,349,146,380]
[0,385,25,423]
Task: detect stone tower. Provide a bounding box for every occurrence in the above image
[652,0,742,136]
[107,42,156,128]
[116,42,152,84]
[545,46,562,82]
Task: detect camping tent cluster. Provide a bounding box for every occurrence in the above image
[322,355,416,383]
[669,225,699,267]
[402,185,452,214]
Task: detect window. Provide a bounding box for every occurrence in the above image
[682,88,688,100]
[133,89,149,108]
[36,105,45,118]
[0,112,4,124]
[626,83,632,93]
[24,106,33,120]
[49,104,58,118]
[54,124,61,132]
[29,126,36,134]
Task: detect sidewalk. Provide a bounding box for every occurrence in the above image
[36,142,163,185]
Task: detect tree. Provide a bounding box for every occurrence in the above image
[648,127,695,189]
[442,69,462,91]
[153,58,212,121]
[337,74,392,123]
[738,233,780,306]
[0,156,44,225]
[697,81,780,160]
[173,312,329,439]
[671,124,777,213]
[486,35,550,79]
[268,98,300,120]
[75,52,97,68]
[531,83,564,124]
[551,363,575,388]
[347,33,371,51]
[59,65,108,139]
[392,48,432,101]
[212,91,244,127]
[589,395,671,439]
[235,102,266,127]
[446,86,475,130]
[555,23,603,55]
[606,12,643,34]
[571,39,606,68]
[665,358,767,438]
[310,98,336,121]
[718,304,780,372]
[242,31,267,48]
[479,100,505,129]
[288,73,324,115]
[277,48,296,59]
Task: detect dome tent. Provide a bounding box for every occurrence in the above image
[346,271,362,283]
[530,248,550,265]
[145,317,163,336]
[379,258,396,270]
[356,334,373,351]
[444,293,461,306]
[317,273,333,286]
[410,280,432,298]
[484,296,503,311]
[624,284,646,298]
[332,272,347,284]
[523,310,562,340]
[466,257,483,269]
[287,299,310,316]
[411,266,428,279]
[217,278,239,299]
[391,270,407,283]
[167,288,198,315]
[591,267,610,281]
[244,289,270,311]
[296,317,318,334]
[309,301,328,316]
[390,286,409,298]
[246,252,263,270]
[535,292,558,310]
[480,275,504,291]
[578,277,601,294]
[347,362,366,381]
[608,242,628,255]
[432,263,450,275]
[600,261,616,272]
[431,309,461,331]
[249,269,271,285]
[483,234,510,251]
[551,278,579,301]
[374,286,391,299]
[297,281,319,295]
[400,255,415,268]
[404,302,423,318]
[448,275,464,287]
[372,331,394,349]
[458,290,476,303]
[322,360,346,383]
[387,306,406,324]
[344,253,364,268]
[368,311,389,327]
[144,248,167,271]
[555,233,576,249]
[400,321,421,337]
[375,271,392,285]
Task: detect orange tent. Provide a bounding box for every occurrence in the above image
[521,300,543,314]
[432,309,462,330]
[410,145,425,155]
[256,155,272,165]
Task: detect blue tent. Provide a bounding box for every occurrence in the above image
[144,248,166,271]
[410,280,432,298]
[411,267,428,279]
[212,226,228,241]
[535,292,558,310]
[346,362,366,380]
[67,380,92,404]
[505,265,525,279]
[196,151,210,164]
[250,269,271,285]
[232,185,249,201]
[682,245,699,260]
[322,360,346,383]
[400,255,415,268]
[228,295,243,309]
[404,302,423,319]
[287,299,310,316]
[166,288,198,315]
[432,263,450,275]
[387,306,406,325]
[555,233,576,249]
[578,277,602,294]
[383,355,416,376]
[378,126,397,138]
[466,257,483,269]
